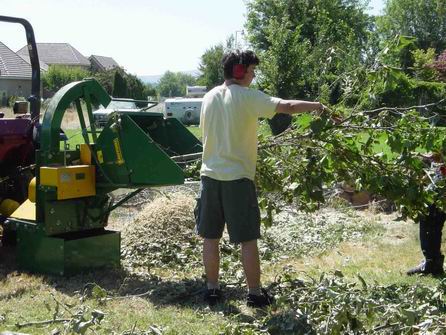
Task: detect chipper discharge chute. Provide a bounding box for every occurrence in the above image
[5,78,202,275]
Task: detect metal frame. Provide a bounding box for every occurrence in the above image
[0,15,41,123]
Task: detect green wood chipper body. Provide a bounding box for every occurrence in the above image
[6,79,202,275]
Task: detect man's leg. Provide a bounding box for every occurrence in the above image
[221,179,272,306]
[241,239,273,307]
[203,238,221,287]
[196,177,224,288]
[420,206,445,260]
[408,205,445,275]
[241,239,261,289]
[222,179,262,289]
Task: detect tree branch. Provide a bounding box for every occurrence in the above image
[16,318,70,328]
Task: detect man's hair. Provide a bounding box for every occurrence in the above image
[222,50,259,80]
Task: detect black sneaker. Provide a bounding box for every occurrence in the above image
[247,288,274,308]
[407,256,445,276]
[204,288,222,305]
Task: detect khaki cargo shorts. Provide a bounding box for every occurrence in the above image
[195,176,261,243]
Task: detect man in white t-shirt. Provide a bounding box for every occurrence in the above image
[195,50,324,307]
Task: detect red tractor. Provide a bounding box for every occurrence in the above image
[0,15,41,243]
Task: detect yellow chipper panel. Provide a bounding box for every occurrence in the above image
[40,165,96,200]
[10,177,36,221]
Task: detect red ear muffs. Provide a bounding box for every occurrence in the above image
[233,64,246,79]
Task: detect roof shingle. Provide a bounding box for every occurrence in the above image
[89,55,119,71]
[0,41,33,78]
[17,43,90,67]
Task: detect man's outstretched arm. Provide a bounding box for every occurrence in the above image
[276,100,324,115]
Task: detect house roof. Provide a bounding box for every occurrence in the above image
[0,41,33,78]
[89,55,119,71]
[17,43,90,67]
[18,54,49,72]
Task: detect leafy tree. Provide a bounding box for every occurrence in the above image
[124,72,153,100]
[92,68,115,95]
[412,48,438,81]
[197,44,225,90]
[93,68,157,101]
[255,19,311,99]
[197,36,237,90]
[377,0,446,53]
[143,82,157,99]
[42,65,90,94]
[378,35,418,72]
[245,0,374,100]
[158,71,196,97]
[158,71,178,97]
[112,70,128,98]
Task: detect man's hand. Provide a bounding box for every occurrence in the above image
[314,102,326,115]
[315,103,343,124]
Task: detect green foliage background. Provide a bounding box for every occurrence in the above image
[191,0,446,223]
[42,66,156,101]
[157,71,196,97]
[246,0,373,100]
[197,44,225,90]
[42,65,90,94]
[377,0,446,52]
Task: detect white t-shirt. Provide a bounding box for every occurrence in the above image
[200,84,281,181]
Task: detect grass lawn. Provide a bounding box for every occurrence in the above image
[1,204,445,334]
[62,129,90,148]
[3,120,444,333]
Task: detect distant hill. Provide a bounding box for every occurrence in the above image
[139,70,201,85]
[139,74,162,84]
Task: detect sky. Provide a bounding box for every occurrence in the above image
[0,0,385,76]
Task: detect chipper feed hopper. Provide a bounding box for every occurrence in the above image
[0,15,202,275]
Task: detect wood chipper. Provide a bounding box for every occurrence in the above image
[0,15,202,275]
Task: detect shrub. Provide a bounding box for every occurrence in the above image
[42,65,91,94]
[7,95,26,108]
[412,48,438,81]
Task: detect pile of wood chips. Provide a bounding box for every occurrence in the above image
[121,191,200,271]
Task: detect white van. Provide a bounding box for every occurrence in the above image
[164,98,202,125]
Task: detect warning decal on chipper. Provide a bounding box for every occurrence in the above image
[113,138,125,165]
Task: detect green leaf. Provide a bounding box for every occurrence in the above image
[310,118,328,135]
[357,273,368,290]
